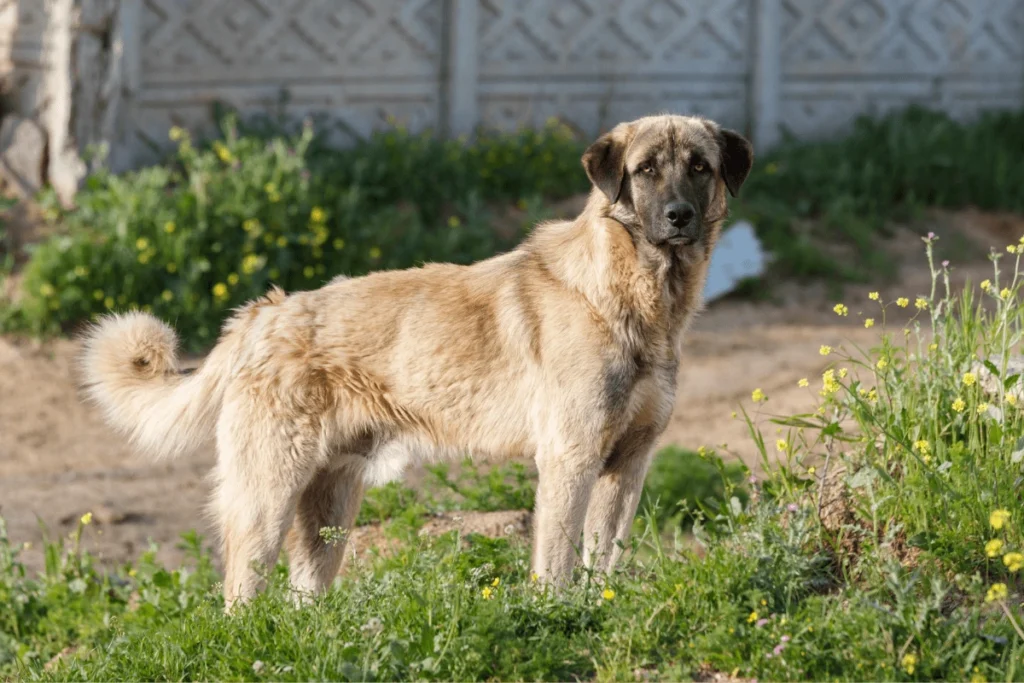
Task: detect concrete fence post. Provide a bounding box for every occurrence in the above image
[751,0,782,151]
[446,0,479,137]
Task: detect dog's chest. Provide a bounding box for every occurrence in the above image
[601,344,676,422]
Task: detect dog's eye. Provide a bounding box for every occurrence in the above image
[692,161,707,173]
[638,162,655,175]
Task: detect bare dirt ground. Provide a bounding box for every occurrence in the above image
[2,208,1022,572]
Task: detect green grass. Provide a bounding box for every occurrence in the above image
[5,241,1024,680]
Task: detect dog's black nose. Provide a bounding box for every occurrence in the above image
[665,202,696,229]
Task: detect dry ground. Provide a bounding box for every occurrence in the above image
[1,208,1021,572]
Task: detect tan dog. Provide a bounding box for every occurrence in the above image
[80,114,753,610]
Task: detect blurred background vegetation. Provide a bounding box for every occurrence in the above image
[4,105,1024,349]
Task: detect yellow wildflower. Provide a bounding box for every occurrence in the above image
[913,440,930,455]
[864,318,875,328]
[168,126,185,141]
[798,378,809,388]
[985,582,1008,603]
[1001,288,1012,300]
[978,402,990,414]
[137,252,151,265]
[481,587,494,600]
[952,397,966,412]
[303,266,315,279]
[838,368,848,379]
[166,262,177,273]
[164,221,176,234]
[212,283,228,298]
[751,388,766,403]
[491,577,501,587]
[821,369,840,395]
[136,237,149,251]
[986,539,1004,558]
[333,238,346,250]
[901,653,917,675]
[93,289,104,301]
[981,279,992,292]
[929,343,938,352]
[448,215,462,228]
[896,297,909,307]
[747,611,759,623]
[915,297,928,310]
[971,672,987,683]
[39,283,55,297]
[1003,552,1024,572]
[808,466,816,475]
[369,246,382,260]
[731,411,737,419]
[227,273,239,286]
[1009,245,1018,254]
[242,254,263,275]
[213,141,232,163]
[868,291,880,301]
[963,372,977,386]
[819,345,832,356]
[776,439,788,452]
[1006,392,1018,407]
[104,297,114,309]
[80,512,93,525]
[310,207,326,224]
[243,218,260,233]
[876,358,888,370]
[601,588,615,601]
[990,509,1011,530]
[161,290,174,302]
[276,236,288,248]
[833,303,848,316]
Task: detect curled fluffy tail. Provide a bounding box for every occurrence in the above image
[79,312,233,460]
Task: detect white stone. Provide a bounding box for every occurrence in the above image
[703,220,767,302]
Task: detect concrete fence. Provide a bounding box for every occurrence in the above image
[1,0,1023,202]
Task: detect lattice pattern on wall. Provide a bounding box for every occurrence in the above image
[476,0,751,134]
[5,0,1023,171]
[128,0,445,166]
[780,0,1024,138]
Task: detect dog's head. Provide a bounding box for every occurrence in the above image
[582,115,753,250]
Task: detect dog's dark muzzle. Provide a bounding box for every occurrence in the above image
[663,201,700,245]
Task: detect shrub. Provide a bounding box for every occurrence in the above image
[6,114,587,348]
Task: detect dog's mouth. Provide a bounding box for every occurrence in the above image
[665,236,698,247]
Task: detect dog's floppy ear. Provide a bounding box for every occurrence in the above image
[717,128,754,197]
[582,125,632,204]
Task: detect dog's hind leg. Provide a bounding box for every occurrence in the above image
[285,462,364,602]
[213,401,321,612]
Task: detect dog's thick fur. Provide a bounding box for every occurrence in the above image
[80,115,753,609]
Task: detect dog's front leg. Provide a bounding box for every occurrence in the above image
[531,449,602,586]
[581,425,660,575]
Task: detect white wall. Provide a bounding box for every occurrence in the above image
[2,0,1023,175]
